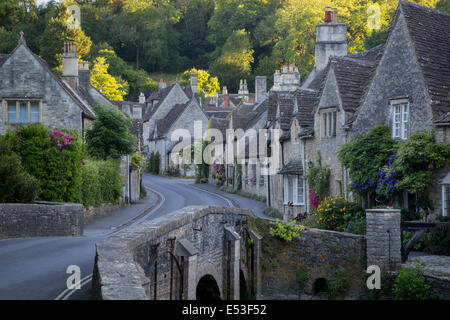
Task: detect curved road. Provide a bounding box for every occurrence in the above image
[0,174,229,300]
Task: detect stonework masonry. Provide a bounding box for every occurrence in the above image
[366,209,402,272]
[0,202,84,239]
[93,206,258,300]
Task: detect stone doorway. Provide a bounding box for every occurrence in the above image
[196,275,221,301]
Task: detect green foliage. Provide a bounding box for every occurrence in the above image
[179,68,220,98]
[326,270,352,299]
[91,56,127,101]
[195,139,210,182]
[209,29,254,92]
[338,125,397,199]
[307,152,331,201]
[308,196,366,234]
[393,131,450,195]
[146,151,161,175]
[436,0,450,13]
[296,266,309,291]
[422,216,450,256]
[0,136,40,203]
[7,124,84,203]
[95,48,158,98]
[80,158,122,209]
[39,3,92,68]
[269,220,304,242]
[86,103,137,159]
[393,261,437,300]
[131,152,145,168]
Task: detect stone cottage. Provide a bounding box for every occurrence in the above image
[351,1,450,217]
[148,97,209,174]
[0,36,98,134]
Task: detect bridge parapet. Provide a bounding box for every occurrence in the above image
[93,206,257,300]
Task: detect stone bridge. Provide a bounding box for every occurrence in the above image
[93,206,262,300]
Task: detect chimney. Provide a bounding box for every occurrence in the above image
[78,61,90,88]
[332,7,338,23]
[324,6,332,23]
[62,41,79,90]
[159,79,166,91]
[255,76,267,102]
[314,6,347,71]
[223,86,229,108]
[139,92,146,104]
[190,72,198,95]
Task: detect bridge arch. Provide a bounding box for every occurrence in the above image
[196,274,221,301]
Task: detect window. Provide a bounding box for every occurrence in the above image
[4,100,40,124]
[392,101,409,139]
[284,175,305,205]
[443,185,450,217]
[322,109,337,138]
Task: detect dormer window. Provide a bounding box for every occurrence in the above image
[321,108,337,138]
[392,99,409,140]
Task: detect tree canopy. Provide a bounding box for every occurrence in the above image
[86,103,137,159]
[0,0,445,93]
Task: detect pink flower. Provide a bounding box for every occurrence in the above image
[82,161,86,166]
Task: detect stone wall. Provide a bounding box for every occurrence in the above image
[93,206,255,300]
[84,203,126,224]
[255,223,367,300]
[0,202,84,239]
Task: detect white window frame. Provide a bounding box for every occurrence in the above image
[391,100,409,140]
[3,99,42,124]
[284,175,305,205]
[321,108,337,138]
[443,185,450,217]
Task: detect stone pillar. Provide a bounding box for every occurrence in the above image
[225,226,241,300]
[130,166,140,203]
[248,229,262,299]
[176,239,199,300]
[366,209,402,271]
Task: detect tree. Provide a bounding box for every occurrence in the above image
[86,103,137,160]
[90,56,127,101]
[95,48,158,98]
[39,3,92,68]
[436,0,450,13]
[179,68,220,98]
[209,29,254,92]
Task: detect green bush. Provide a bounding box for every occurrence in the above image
[80,159,122,209]
[326,270,351,299]
[423,216,450,256]
[393,261,436,300]
[146,151,160,174]
[269,220,304,242]
[7,124,83,203]
[309,196,366,234]
[0,137,40,203]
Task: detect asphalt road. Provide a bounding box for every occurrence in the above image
[0,174,229,300]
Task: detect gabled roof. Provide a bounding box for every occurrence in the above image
[209,117,230,137]
[400,1,450,118]
[154,102,188,137]
[295,89,320,130]
[327,45,383,114]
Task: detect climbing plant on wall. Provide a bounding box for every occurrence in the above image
[307,152,331,202]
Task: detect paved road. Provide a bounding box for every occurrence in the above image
[0,174,229,300]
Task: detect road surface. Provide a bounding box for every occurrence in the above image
[0,174,231,300]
